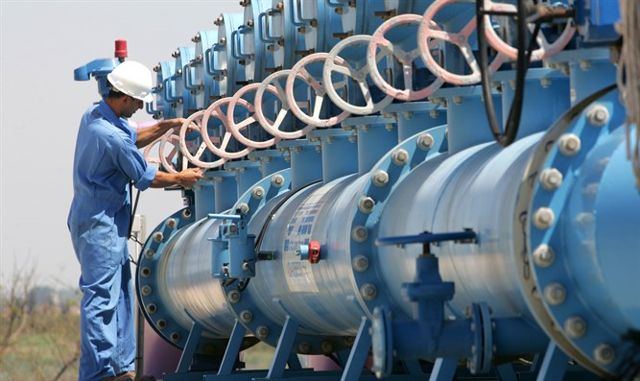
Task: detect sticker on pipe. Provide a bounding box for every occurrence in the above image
[282,193,326,293]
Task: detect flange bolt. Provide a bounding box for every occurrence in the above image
[239,310,253,323]
[352,255,369,272]
[372,170,389,187]
[298,342,311,354]
[593,344,615,365]
[358,196,375,214]
[533,207,555,229]
[539,168,563,190]
[558,134,581,156]
[416,133,435,150]
[237,202,250,215]
[392,149,409,166]
[141,285,152,296]
[153,232,164,242]
[256,326,269,339]
[587,105,609,127]
[252,186,265,200]
[228,290,241,304]
[564,316,587,338]
[351,226,368,242]
[533,244,555,268]
[166,218,177,229]
[271,174,285,187]
[543,282,566,305]
[360,283,377,301]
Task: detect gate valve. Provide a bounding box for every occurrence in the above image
[285,52,351,128]
[255,69,315,139]
[418,0,507,86]
[367,14,445,101]
[323,34,394,115]
[480,0,575,62]
[226,82,282,149]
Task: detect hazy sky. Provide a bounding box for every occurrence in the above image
[0,0,239,288]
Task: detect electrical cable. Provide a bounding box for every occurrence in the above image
[477,0,540,147]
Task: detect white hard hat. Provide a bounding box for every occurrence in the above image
[107,60,153,103]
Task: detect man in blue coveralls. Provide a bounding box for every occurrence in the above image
[67,60,203,381]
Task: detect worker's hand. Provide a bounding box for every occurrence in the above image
[177,168,204,188]
[160,118,190,131]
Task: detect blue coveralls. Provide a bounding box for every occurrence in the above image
[67,100,157,381]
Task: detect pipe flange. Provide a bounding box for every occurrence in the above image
[514,84,628,378]
[348,124,448,317]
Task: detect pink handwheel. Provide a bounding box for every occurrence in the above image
[368,14,445,101]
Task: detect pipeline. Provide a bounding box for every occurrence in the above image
[75,1,639,380]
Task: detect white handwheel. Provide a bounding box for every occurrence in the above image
[226,83,280,149]
[178,110,227,169]
[482,0,575,61]
[367,15,445,101]
[285,52,351,128]
[255,69,315,140]
[199,97,252,160]
[418,0,506,86]
[143,132,179,172]
[323,35,394,114]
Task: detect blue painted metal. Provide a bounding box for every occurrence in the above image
[177,319,205,373]
[81,1,640,380]
[73,57,119,99]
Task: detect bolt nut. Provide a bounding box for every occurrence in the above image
[532,244,555,268]
[144,249,155,258]
[147,303,157,314]
[153,232,164,243]
[141,267,152,278]
[543,282,566,305]
[153,64,161,72]
[166,218,177,229]
[540,78,552,88]
[157,319,167,329]
[271,174,285,187]
[252,186,265,199]
[228,290,241,304]
[298,342,311,354]
[352,255,369,272]
[141,285,152,296]
[275,1,284,11]
[587,105,609,127]
[246,19,254,27]
[558,133,581,156]
[351,226,368,242]
[219,37,227,45]
[214,16,224,26]
[358,196,375,214]
[237,202,250,215]
[172,49,180,58]
[392,149,409,166]
[192,33,201,42]
[372,170,389,187]
[321,341,334,353]
[429,109,439,119]
[170,332,180,342]
[533,207,555,229]
[539,168,563,190]
[593,343,615,365]
[452,95,463,104]
[579,60,591,71]
[564,316,587,338]
[182,209,192,219]
[256,326,269,339]
[239,310,253,323]
[416,133,435,150]
[360,283,377,301]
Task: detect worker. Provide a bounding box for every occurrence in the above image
[67,60,203,381]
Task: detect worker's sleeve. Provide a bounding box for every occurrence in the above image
[111,135,158,191]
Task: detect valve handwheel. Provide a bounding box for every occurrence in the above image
[285,52,351,128]
[324,35,394,114]
[178,110,227,169]
[418,0,507,86]
[198,97,253,161]
[227,83,281,149]
[255,69,315,139]
[481,0,575,62]
[367,15,445,101]
[143,132,181,173]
